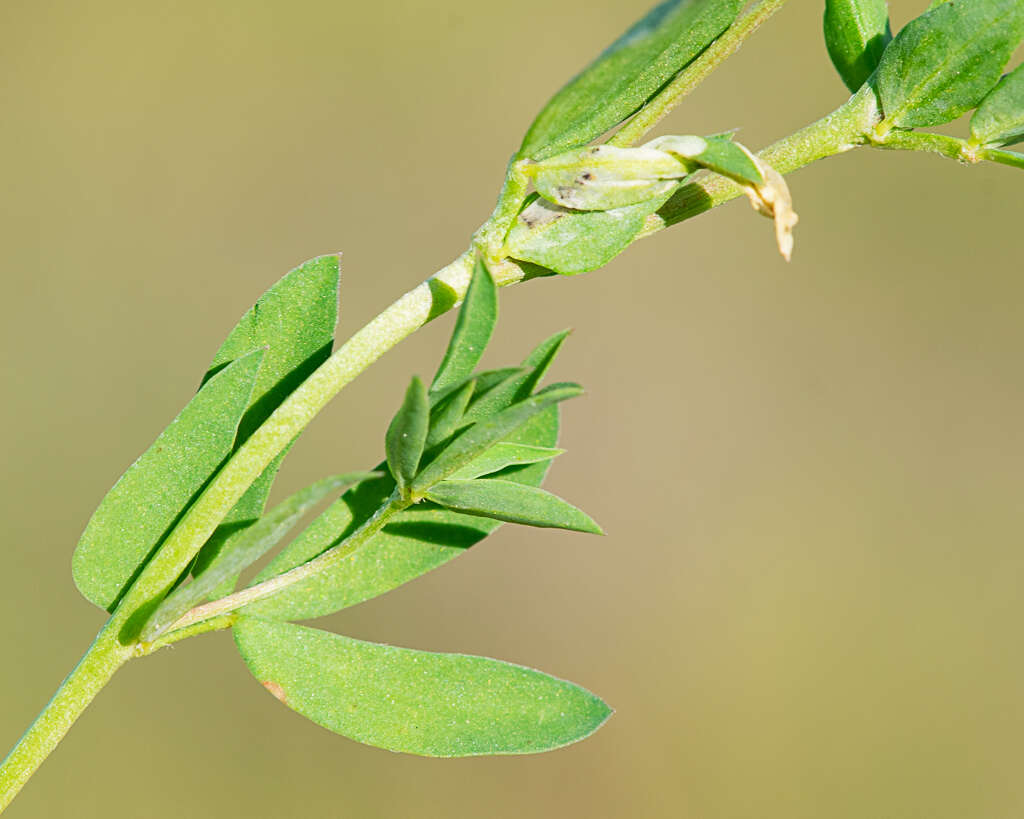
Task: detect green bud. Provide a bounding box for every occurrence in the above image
[529,145,687,211]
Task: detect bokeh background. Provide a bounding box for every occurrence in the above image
[2,2,1023,816]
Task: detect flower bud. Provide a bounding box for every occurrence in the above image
[531,145,687,210]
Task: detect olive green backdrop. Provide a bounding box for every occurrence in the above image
[2,2,1022,817]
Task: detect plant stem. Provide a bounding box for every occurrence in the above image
[156,494,412,636]
[609,0,792,149]
[138,615,239,655]
[979,146,1024,170]
[870,128,975,162]
[0,626,132,812]
[869,128,1024,171]
[474,159,534,259]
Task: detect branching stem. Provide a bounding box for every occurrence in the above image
[157,494,412,637]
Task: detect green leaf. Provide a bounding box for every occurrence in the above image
[429,259,497,395]
[427,367,523,410]
[425,378,476,449]
[72,351,265,611]
[519,0,744,160]
[462,330,570,423]
[234,618,612,756]
[411,384,582,492]
[386,376,429,491]
[646,134,763,185]
[426,479,602,534]
[971,63,1024,147]
[823,0,892,92]
[192,255,341,589]
[505,191,673,276]
[242,406,559,621]
[141,473,377,640]
[204,255,340,439]
[875,0,1024,130]
[449,443,564,480]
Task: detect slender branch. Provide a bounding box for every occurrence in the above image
[869,128,1024,171]
[870,128,976,162]
[160,494,412,635]
[0,627,132,812]
[979,146,1024,170]
[136,615,239,656]
[474,159,534,259]
[609,0,792,149]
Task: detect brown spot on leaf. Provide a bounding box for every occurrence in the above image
[262,680,288,703]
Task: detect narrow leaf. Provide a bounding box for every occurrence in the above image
[243,406,560,622]
[875,0,1024,129]
[234,618,612,756]
[142,473,378,640]
[72,351,264,610]
[971,63,1024,147]
[411,384,582,492]
[463,329,572,423]
[430,259,497,394]
[426,479,602,534]
[449,443,564,480]
[519,0,744,160]
[427,367,523,410]
[204,255,340,439]
[386,376,429,491]
[192,255,341,588]
[823,0,892,92]
[425,378,476,448]
[506,191,673,276]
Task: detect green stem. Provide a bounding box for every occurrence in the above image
[0,626,132,812]
[870,128,974,162]
[138,614,239,655]
[474,159,533,259]
[979,146,1024,170]
[609,0,792,149]
[158,494,412,635]
[870,129,1024,171]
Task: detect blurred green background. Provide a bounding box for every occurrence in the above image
[2,1,1022,816]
